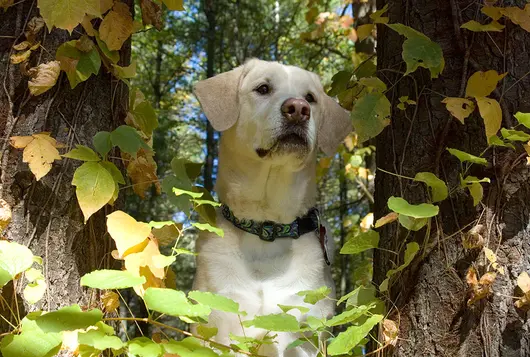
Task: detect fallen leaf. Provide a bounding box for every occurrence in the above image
[476,97,502,139]
[99,2,134,51]
[140,0,163,30]
[465,70,506,98]
[442,97,475,124]
[107,211,151,258]
[10,133,63,180]
[27,61,61,96]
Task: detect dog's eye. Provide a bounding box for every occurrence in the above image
[255,84,271,95]
[305,93,316,103]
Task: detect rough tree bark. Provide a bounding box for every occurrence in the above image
[374,1,530,356]
[0,1,130,329]
[203,0,216,192]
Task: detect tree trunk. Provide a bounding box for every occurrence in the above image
[203,0,216,192]
[374,1,530,356]
[0,1,129,328]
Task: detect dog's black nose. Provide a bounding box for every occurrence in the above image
[281,98,310,122]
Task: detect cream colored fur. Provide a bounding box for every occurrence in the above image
[192,59,351,357]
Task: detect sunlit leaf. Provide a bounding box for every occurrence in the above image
[514,112,530,129]
[126,149,160,198]
[447,148,488,165]
[340,230,379,254]
[325,305,372,327]
[56,40,101,89]
[357,24,373,41]
[476,97,502,139]
[277,304,310,314]
[380,242,420,292]
[23,268,46,304]
[414,172,448,202]
[38,0,101,32]
[72,162,115,222]
[327,314,383,355]
[387,196,439,218]
[192,222,224,237]
[36,305,102,333]
[374,212,399,228]
[501,128,530,142]
[243,313,300,332]
[296,286,331,304]
[351,92,391,143]
[107,210,151,258]
[80,269,146,289]
[128,337,163,357]
[78,329,125,351]
[10,133,63,181]
[144,288,211,318]
[0,240,34,287]
[112,61,137,79]
[189,291,245,315]
[63,144,101,161]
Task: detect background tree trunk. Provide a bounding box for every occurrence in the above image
[374,0,530,356]
[0,1,130,329]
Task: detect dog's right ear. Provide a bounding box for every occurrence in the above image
[193,66,244,132]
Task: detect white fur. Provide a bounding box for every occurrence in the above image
[192,59,348,357]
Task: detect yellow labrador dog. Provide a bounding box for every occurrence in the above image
[192,59,351,357]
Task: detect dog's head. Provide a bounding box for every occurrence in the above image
[193,59,351,165]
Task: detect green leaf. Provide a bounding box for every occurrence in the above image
[328,70,352,97]
[286,339,307,350]
[277,304,310,314]
[192,222,224,237]
[170,157,198,189]
[173,187,203,198]
[380,242,420,292]
[188,291,245,315]
[340,230,379,255]
[296,286,331,304]
[38,0,100,33]
[56,40,101,89]
[387,196,439,218]
[112,61,136,79]
[414,172,448,202]
[149,221,180,246]
[144,288,211,318]
[461,20,504,32]
[514,112,530,129]
[386,23,444,78]
[62,144,101,161]
[163,338,219,357]
[95,35,120,64]
[78,329,125,350]
[501,128,530,142]
[93,131,112,157]
[23,272,46,304]
[72,161,116,222]
[36,305,103,333]
[162,175,191,216]
[197,325,218,340]
[110,125,150,155]
[351,92,391,143]
[172,248,197,256]
[461,176,489,207]
[100,160,125,184]
[488,135,515,149]
[0,240,34,287]
[447,148,488,165]
[130,101,158,137]
[80,269,146,289]
[325,305,372,327]
[398,214,428,231]
[128,337,163,357]
[192,187,218,225]
[327,314,383,355]
[337,286,361,305]
[243,313,300,332]
[0,313,62,357]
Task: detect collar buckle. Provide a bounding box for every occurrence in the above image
[259,221,276,242]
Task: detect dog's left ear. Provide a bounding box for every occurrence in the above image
[193,66,244,132]
[317,96,352,156]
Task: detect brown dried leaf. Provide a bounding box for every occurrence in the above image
[27,61,61,96]
[126,149,160,198]
[462,224,485,249]
[75,35,94,52]
[382,319,398,346]
[140,0,163,30]
[0,199,12,233]
[25,17,45,41]
[13,41,32,51]
[374,212,399,228]
[99,2,134,51]
[10,50,31,64]
[101,291,120,313]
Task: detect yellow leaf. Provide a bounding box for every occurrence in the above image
[0,199,12,233]
[442,97,475,124]
[38,0,101,33]
[481,6,503,21]
[101,291,120,313]
[107,211,151,258]
[517,272,530,293]
[370,4,389,24]
[162,0,184,11]
[1,0,14,10]
[100,0,114,14]
[99,2,134,51]
[357,24,374,41]
[382,319,398,346]
[465,70,506,98]
[10,133,62,181]
[501,5,530,32]
[124,240,166,296]
[461,20,504,32]
[476,97,502,139]
[484,246,504,275]
[81,15,96,36]
[28,61,61,96]
[13,41,32,51]
[360,213,374,232]
[10,50,31,64]
[374,212,399,228]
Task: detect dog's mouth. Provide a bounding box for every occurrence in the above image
[256,126,310,158]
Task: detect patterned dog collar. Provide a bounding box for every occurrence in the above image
[220,204,320,242]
